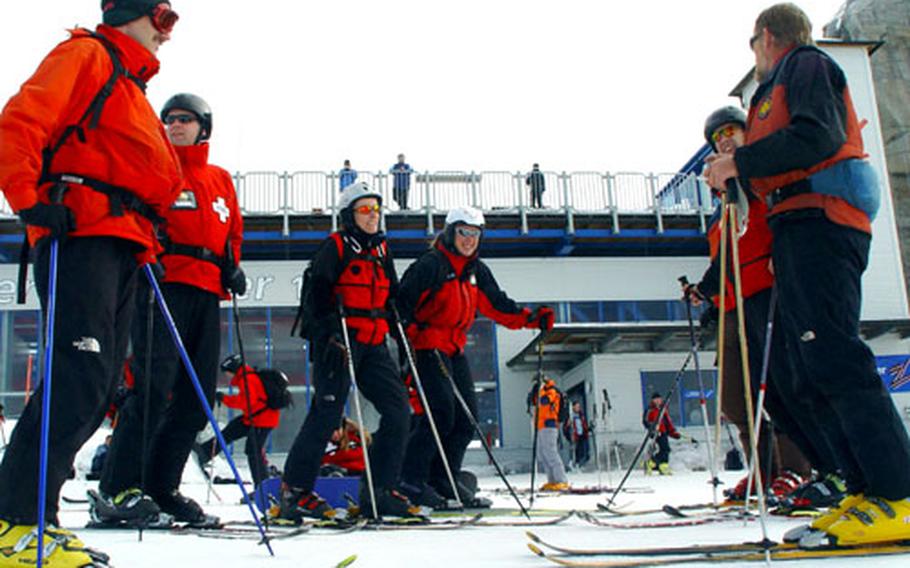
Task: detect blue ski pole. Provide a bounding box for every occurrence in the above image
[143,265,274,555]
[36,239,59,568]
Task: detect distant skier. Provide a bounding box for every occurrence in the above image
[643,393,680,475]
[528,378,569,490]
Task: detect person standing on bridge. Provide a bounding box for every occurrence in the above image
[389,153,414,210]
[96,93,245,528]
[525,163,546,208]
[339,159,358,190]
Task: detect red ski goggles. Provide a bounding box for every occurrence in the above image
[149,2,179,34]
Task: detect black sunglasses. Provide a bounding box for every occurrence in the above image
[164,114,196,125]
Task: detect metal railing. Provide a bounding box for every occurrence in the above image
[0,169,715,235]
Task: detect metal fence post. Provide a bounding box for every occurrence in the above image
[605,172,620,234]
[425,171,434,236]
[561,171,575,235]
[378,170,387,233]
[330,171,338,232]
[516,171,528,235]
[470,170,479,208]
[281,171,290,237]
[233,171,244,214]
[648,172,664,234]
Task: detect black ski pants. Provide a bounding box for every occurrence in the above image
[402,350,477,488]
[100,281,220,500]
[652,433,671,466]
[283,339,409,493]
[0,237,139,524]
[771,211,910,499]
[199,416,272,487]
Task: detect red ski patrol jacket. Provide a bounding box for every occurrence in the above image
[699,195,774,312]
[0,25,181,254]
[159,143,243,299]
[221,365,279,429]
[645,403,680,438]
[398,242,535,356]
[733,45,870,233]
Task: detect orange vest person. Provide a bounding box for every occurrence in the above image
[0,2,181,565]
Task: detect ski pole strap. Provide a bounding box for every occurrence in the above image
[161,242,225,268]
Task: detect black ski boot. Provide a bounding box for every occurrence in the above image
[360,488,426,519]
[87,488,160,526]
[399,481,448,510]
[153,491,220,527]
[276,485,339,522]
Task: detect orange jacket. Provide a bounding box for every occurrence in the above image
[0,25,181,253]
[160,144,243,299]
[530,380,562,431]
[221,365,280,429]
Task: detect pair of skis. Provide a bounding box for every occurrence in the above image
[526,531,910,566]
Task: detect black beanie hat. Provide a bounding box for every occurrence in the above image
[101,0,167,27]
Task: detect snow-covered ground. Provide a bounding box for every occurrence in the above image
[3,423,908,567]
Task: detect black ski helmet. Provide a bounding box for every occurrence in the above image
[161,93,213,143]
[220,353,243,373]
[703,106,747,151]
[101,0,169,27]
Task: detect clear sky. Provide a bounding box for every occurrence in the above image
[1,1,848,174]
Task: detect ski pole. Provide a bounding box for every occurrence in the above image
[529,333,546,508]
[337,305,378,520]
[143,265,274,555]
[679,275,721,506]
[603,342,698,509]
[432,350,531,520]
[137,279,155,542]
[390,306,462,509]
[36,237,59,568]
[726,181,771,558]
[714,191,729,482]
[227,265,269,527]
[743,285,778,513]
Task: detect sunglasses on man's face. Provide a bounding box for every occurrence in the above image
[150,2,179,34]
[455,226,482,238]
[164,114,196,125]
[711,125,737,143]
[353,204,382,215]
[749,29,762,50]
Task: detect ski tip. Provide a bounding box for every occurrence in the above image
[334,554,357,568]
[662,504,686,518]
[526,530,541,543]
[527,543,546,558]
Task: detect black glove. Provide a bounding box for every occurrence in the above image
[150,261,166,281]
[528,306,555,331]
[214,391,224,406]
[699,305,719,331]
[322,334,349,372]
[19,203,75,239]
[647,425,657,439]
[222,265,247,295]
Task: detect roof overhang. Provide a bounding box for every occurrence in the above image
[506,319,910,373]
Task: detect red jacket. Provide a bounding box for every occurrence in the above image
[701,197,774,312]
[399,242,534,356]
[645,403,680,438]
[0,25,181,253]
[160,144,243,299]
[221,365,279,429]
[330,233,392,345]
[321,427,366,474]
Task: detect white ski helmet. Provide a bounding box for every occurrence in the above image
[338,181,383,211]
[445,206,485,228]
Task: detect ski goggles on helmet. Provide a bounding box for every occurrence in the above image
[455,226,482,238]
[711,125,737,143]
[149,2,179,34]
[353,204,382,215]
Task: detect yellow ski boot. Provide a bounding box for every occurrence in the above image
[658,463,672,476]
[784,493,864,543]
[0,520,108,567]
[822,496,910,546]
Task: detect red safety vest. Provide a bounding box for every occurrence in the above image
[331,232,391,345]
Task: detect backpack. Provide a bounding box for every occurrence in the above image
[252,368,293,411]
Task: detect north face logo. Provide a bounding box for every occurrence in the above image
[72,337,101,353]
